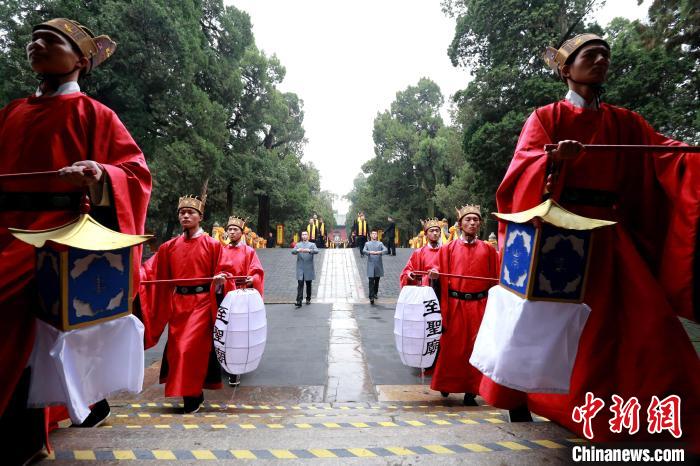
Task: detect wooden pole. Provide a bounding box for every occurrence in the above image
[543,144,700,153]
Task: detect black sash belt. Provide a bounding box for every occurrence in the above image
[560,188,618,208]
[448,289,488,301]
[175,284,211,295]
[0,191,82,211]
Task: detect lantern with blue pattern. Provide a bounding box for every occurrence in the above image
[496,199,614,303]
[11,214,151,330]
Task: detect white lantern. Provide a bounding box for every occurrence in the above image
[213,289,267,374]
[394,286,443,368]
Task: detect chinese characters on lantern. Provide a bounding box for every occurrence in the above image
[422,298,442,356]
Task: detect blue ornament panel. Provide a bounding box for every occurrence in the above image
[35,248,62,327]
[499,222,536,296]
[531,224,590,301]
[66,247,131,326]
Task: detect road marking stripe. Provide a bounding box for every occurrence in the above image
[385,446,416,456]
[153,450,176,460]
[113,450,136,459]
[431,419,452,425]
[350,422,370,427]
[461,443,493,452]
[45,439,577,461]
[192,450,216,459]
[532,439,565,449]
[347,448,376,457]
[309,448,337,458]
[423,445,455,454]
[73,450,95,460]
[497,441,531,450]
[231,450,256,459]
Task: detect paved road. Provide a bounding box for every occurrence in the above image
[352,247,413,303]
[257,248,327,303]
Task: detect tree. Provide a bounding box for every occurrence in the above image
[442,0,699,217]
[0,0,326,244]
[346,78,464,240]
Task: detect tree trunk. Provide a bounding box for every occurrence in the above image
[226,180,234,215]
[257,193,270,238]
[200,177,210,203]
[164,219,177,241]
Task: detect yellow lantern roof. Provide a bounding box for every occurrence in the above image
[9,214,152,251]
[493,199,616,230]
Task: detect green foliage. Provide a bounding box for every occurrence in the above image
[346,78,468,240]
[0,0,326,244]
[349,0,698,240]
[441,0,699,217]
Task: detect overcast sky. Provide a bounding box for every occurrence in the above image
[229,0,651,214]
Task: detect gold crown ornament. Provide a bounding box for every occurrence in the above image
[422,218,442,232]
[34,18,117,73]
[177,195,205,215]
[226,215,247,230]
[456,204,482,221]
[543,33,609,77]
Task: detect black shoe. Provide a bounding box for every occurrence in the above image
[463,393,478,406]
[440,391,449,398]
[370,298,374,305]
[295,301,302,308]
[72,399,110,427]
[305,300,311,305]
[228,374,241,387]
[507,405,533,422]
[183,393,204,414]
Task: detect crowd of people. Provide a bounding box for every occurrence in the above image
[0,15,698,463]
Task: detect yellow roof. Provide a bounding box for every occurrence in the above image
[493,199,616,230]
[9,214,151,251]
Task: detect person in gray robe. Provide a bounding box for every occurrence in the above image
[291,230,319,307]
[363,229,388,304]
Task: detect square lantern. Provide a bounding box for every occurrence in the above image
[11,214,150,331]
[496,199,615,304]
[35,245,133,330]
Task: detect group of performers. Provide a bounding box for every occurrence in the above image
[139,197,265,411]
[0,14,697,462]
[305,214,328,248]
[399,33,699,449]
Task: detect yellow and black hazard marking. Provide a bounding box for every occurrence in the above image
[46,438,584,460]
[104,410,549,422]
[125,402,498,411]
[67,416,519,431]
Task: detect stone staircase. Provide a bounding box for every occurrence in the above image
[42,399,579,464]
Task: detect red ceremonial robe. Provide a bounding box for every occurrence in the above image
[0,93,151,415]
[219,241,265,299]
[399,244,440,287]
[142,233,224,397]
[487,99,700,448]
[431,239,499,394]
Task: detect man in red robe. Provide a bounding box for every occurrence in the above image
[140,196,226,414]
[427,205,499,405]
[399,218,442,292]
[0,18,150,463]
[218,215,265,386]
[484,33,700,447]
